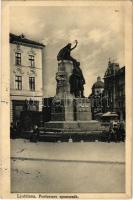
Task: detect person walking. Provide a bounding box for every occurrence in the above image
[108,120,114,142]
[30,125,39,143]
[118,120,125,142]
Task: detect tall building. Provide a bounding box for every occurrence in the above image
[10,33,45,124]
[117,67,125,120]
[90,60,125,121]
[103,60,125,120]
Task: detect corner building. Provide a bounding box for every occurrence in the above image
[103,61,125,120]
[10,33,45,124]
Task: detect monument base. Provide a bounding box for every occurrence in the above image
[51,97,92,121]
[41,60,106,138]
[51,98,74,121]
[74,98,91,121]
[43,120,106,133]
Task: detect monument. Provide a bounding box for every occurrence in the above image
[51,60,74,121]
[43,41,106,134]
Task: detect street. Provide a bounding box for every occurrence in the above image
[11,139,125,193]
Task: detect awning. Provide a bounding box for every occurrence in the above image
[95,113,103,116]
[102,112,118,117]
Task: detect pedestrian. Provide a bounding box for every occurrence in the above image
[118,120,125,142]
[108,127,114,142]
[30,125,39,143]
[108,121,114,142]
[10,122,14,139]
[113,121,119,142]
[16,120,21,138]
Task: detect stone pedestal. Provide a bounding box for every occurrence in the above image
[43,60,106,134]
[51,60,74,121]
[56,60,73,98]
[74,98,91,121]
[51,98,74,121]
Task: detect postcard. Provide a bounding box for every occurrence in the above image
[1,0,132,199]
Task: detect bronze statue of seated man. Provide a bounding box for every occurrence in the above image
[57,40,78,67]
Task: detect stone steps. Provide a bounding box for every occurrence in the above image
[40,128,104,133]
[42,120,107,132]
[39,131,104,135]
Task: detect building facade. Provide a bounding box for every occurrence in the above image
[103,61,125,120]
[10,33,45,124]
[90,61,125,121]
[116,67,125,120]
[90,76,104,119]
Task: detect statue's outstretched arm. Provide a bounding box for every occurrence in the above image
[70,40,78,51]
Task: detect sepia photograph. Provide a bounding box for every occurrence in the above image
[1,0,132,199]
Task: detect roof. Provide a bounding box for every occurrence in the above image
[92,81,104,89]
[92,77,104,89]
[10,33,45,49]
[118,66,125,74]
[95,113,103,116]
[104,65,125,79]
[104,61,120,78]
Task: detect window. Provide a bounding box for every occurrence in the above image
[29,55,35,67]
[29,77,35,91]
[15,76,22,90]
[15,52,21,65]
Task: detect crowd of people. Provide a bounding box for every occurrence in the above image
[10,120,39,141]
[10,119,125,143]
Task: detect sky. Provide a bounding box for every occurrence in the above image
[10,5,125,97]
